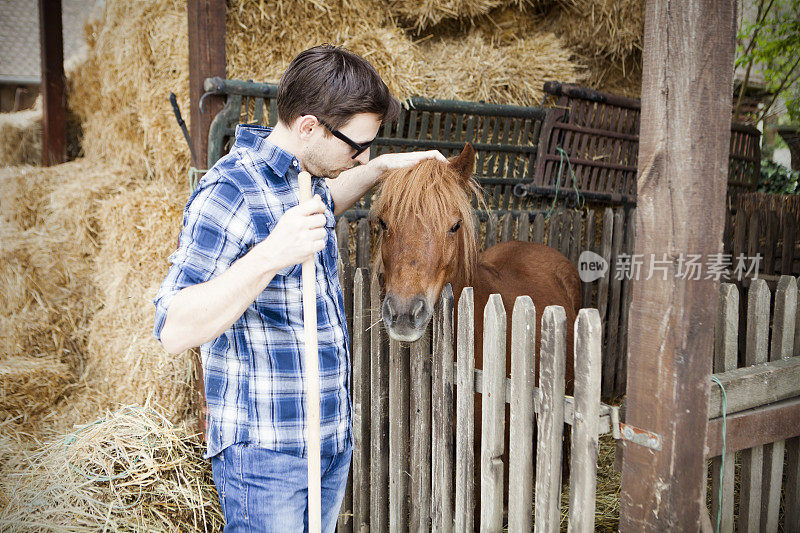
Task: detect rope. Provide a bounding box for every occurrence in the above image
[710,375,727,533]
[545,146,585,219]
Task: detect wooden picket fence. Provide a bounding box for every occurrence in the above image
[725,198,800,279]
[706,276,800,532]
[335,263,618,532]
[336,205,635,399]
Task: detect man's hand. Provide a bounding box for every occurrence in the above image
[327,150,448,215]
[368,149,448,174]
[256,194,327,272]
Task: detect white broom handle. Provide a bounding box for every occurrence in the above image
[299,171,321,532]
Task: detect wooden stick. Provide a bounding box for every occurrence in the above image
[299,170,321,532]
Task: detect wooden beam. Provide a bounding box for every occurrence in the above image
[619,1,737,531]
[707,356,800,418]
[188,0,226,169]
[38,0,66,166]
[706,396,800,457]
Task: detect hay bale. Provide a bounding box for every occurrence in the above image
[0,162,133,366]
[0,164,53,232]
[545,0,644,94]
[0,110,41,167]
[67,1,191,183]
[417,29,584,106]
[548,0,644,62]
[0,405,222,531]
[389,0,506,30]
[0,357,73,422]
[226,0,425,101]
[85,180,192,423]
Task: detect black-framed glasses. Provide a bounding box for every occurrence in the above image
[317,118,374,159]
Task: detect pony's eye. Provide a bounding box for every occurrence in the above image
[449,220,461,233]
[378,217,388,231]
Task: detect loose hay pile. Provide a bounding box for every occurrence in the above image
[0,405,222,532]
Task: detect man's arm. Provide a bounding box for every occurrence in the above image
[158,196,327,354]
[327,150,446,216]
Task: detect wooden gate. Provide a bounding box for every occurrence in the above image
[336,262,617,532]
[706,276,800,532]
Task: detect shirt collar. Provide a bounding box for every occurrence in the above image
[233,124,300,178]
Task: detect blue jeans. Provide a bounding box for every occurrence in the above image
[211,443,352,532]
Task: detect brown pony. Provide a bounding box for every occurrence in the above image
[372,143,581,517]
[373,143,580,385]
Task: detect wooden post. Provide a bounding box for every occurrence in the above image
[188,0,226,169]
[38,0,66,166]
[619,1,737,530]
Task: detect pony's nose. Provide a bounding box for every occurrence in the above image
[382,295,398,329]
[410,297,427,329]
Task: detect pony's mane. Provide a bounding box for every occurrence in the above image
[372,158,484,283]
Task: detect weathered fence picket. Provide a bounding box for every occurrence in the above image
[568,309,603,533]
[338,260,354,533]
[739,279,770,532]
[480,294,506,531]
[508,296,535,533]
[485,213,498,250]
[603,209,624,398]
[454,287,475,533]
[388,337,409,532]
[356,219,370,268]
[410,329,432,532]
[711,283,738,533]
[535,306,567,533]
[370,273,389,533]
[761,276,796,531]
[352,269,370,533]
[431,285,455,532]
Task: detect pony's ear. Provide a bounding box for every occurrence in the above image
[449,143,475,181]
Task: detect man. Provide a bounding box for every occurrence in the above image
[153,45,445,531]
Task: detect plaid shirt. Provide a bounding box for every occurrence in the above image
[154,125,351,459]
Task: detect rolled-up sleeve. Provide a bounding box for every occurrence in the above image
[153,177,255,341]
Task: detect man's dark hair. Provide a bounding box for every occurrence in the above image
[277,45,401,130]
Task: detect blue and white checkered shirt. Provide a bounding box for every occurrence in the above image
[154,124,351,459]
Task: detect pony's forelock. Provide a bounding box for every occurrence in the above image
[372,158,482,282]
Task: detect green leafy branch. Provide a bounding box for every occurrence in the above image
[734,0,800,124]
